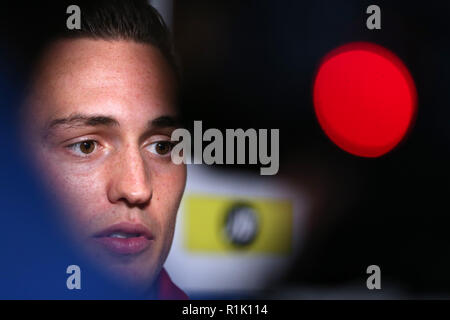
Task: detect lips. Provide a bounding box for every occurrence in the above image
[93,222,154,255]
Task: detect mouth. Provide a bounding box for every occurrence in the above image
[93,222,154,256]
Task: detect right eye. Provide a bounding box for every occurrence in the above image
[66,140,98,157]
[146,141,175,157]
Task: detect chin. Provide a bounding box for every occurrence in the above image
[78,240,163,294]
[107,262,161,293]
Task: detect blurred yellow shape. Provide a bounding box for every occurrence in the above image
[184,194,293,255]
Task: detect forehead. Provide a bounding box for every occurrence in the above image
[27,38,177,125]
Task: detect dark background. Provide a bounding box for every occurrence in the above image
[171,0,450,296]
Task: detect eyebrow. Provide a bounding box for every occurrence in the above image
[46,113,181,132]
[47,114,120,129]
[149,115,181,129]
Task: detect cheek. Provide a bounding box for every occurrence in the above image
[37,153,110,226]
[150,163,186,239]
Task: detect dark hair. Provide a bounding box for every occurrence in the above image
[67,0,178,77]
[2,0,179,85]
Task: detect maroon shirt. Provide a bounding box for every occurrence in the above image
[156,268,189,300]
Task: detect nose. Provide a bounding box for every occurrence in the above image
[107,145,152,206]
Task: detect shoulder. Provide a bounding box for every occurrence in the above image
[157,268,189,300]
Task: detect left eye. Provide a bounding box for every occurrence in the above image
[67,140,98,157]
[147,141,174,156]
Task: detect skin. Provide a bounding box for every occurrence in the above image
[23,38,186,293]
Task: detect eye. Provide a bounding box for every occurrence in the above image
[147,141,174,156]
[67,140,98,157]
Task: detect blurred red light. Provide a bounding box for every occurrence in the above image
[313,42,417,157]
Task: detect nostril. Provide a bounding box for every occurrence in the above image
[117,190,152,208]
[107,153,152,205]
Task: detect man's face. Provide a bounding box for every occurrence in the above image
[24,38,186,291]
